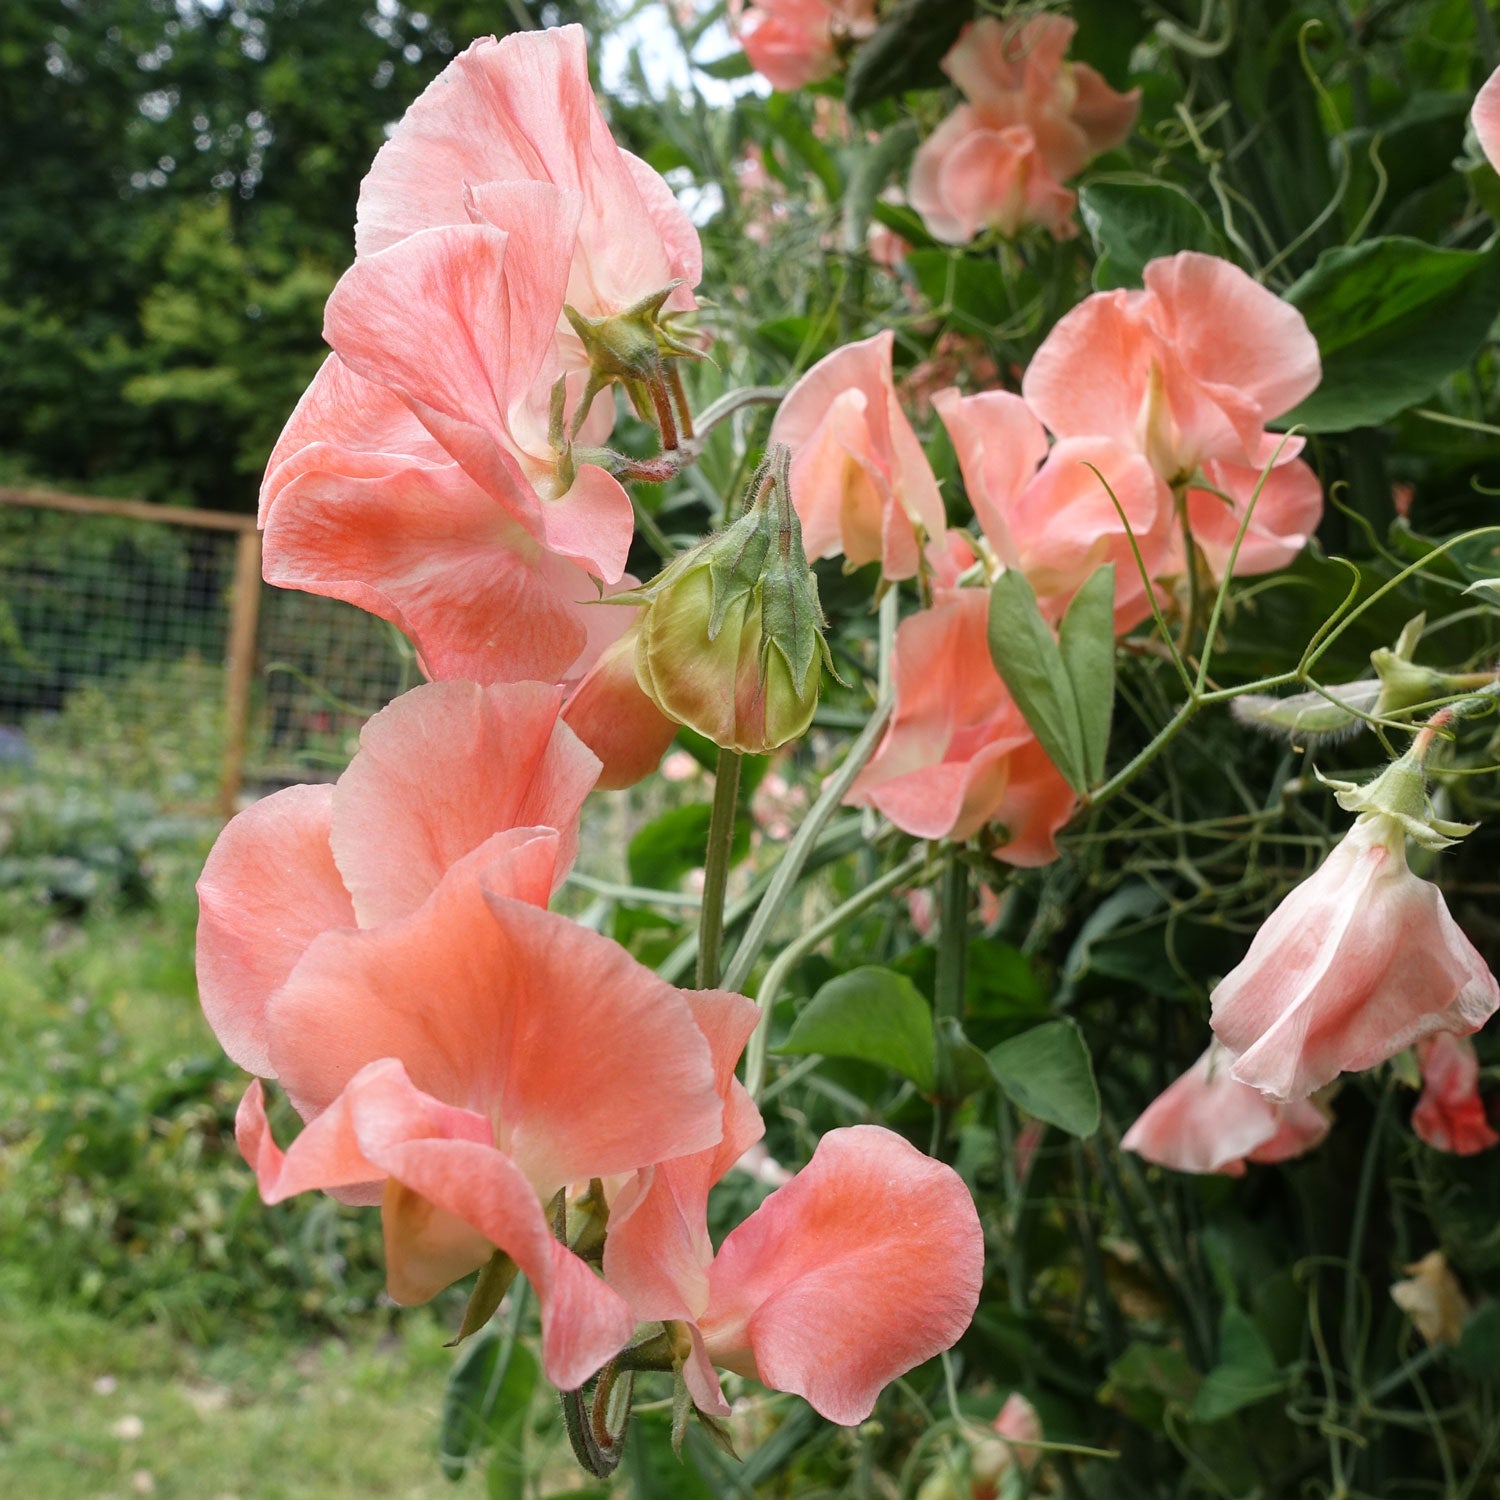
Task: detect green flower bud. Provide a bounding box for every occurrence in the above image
[629,448,834,755]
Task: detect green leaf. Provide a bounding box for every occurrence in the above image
[1279,237,1500,433]
[1191,1306,1287,1422]
[987,571,1087,793]
[778,965,936,1092]
[439,1328,537,1482]
[448,1251,518,1347]
[1101,1342,1201,1430]
[906,249,1037,336]
[1057,564,1117,787]
[1456,1299,1500,1381]
[764,94,843,200]
[844,0,972,111]
[628,803,750,890]
[696,51,753,80]
[623,1411,717,1499]
[1079,181,1224,290]
[841,120,920,256]
[986,1020,1100,1136]
[936,1016,998,1099]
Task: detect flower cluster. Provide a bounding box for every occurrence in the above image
[202,24,985,1449]
[909,15,1139,243]
[769,250,1322,864]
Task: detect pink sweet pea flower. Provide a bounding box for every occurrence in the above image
[197,680,600,1078]
[731,0,878,92]
[1474,65,1500,171]
[606,1038,985,1430]
[1412,1033,1499,1155]
[354,26,701,326]
[933,386,1173,631]
[198,685,729,1390]
[909,16,1139,244]
[845,589,1077,864]
[909,111,1078,243]
[1122,1043,1331,1176]
[1211,813,1500,1103]
[771,331,949,581]
[561,627,680,789]
[1022,252,1322,487]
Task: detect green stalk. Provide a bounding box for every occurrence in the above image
[696,748,742,989]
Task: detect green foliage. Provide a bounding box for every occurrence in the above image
[1080,179,1226,289]
[780,965,937,1091]
[985,1020,1101,1137]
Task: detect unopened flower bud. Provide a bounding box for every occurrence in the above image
[629,448,834,755]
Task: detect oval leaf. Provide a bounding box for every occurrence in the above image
[1079,181,1224,290]
[1279,237,1500,433]
[778,965,936,1093]
[1058,563,1117,787]
[987,571,1088,793]
[986,1019,1100,1136]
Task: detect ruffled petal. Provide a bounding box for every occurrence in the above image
[698,1125,983,1426]
[196,785,353,1078]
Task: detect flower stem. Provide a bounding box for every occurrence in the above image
[696,748,742,989]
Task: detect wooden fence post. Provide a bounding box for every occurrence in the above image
[219,529,263,820]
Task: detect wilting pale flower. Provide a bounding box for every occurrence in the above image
[1412,1032,1499,1155]
[1473,64,1500,171]
[909,15,1139,244]
[846,588,1077,864]
[198,683,729,1389]
[1391,1251,1470,1346]
[772,332,949,581]
[731,0,878,92]
[1022,252,1323,571]
[933,386,1173,630]
[1211,764,1500,1102]
[1122,1043,1330,1176]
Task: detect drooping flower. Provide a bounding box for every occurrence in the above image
[1211,757,1500,1102]
[197,682,729,1388]
[771,331,949,581]
[1412,1032,1498,1155]
[1022,253,1323,573]
[909,15,1139,244]
[845,588,1077,864]
[1122,1043,1330,1176]
[933,386,1173,631]
[1473,64,1500,172]
[604,1012,986,1430]
[730,0,879,93]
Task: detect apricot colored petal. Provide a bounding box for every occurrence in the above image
[1245,1098,1332,1166]
[1008,437,1173,630]
[1477,67,1500,172]
[260,356,439,523]
[909,108,989,245]
[1187,455,1322,579]
[932,386,1049,562]
[380,1136,636,1389]
[267,865,723,1194]
[356,27,697,315]
[1022,288,1152,447]
[1070,64,1141,157]
[196,784,353,1078]
[699,1125,983,1425]
[1121,1046,1318,1176]
[262,460,592,685]
[1213,819,1500,1102]
[1413,1033,1499,1155]
[739,0,843,91]
[534,460,634,586]
[1144,253,1321,425]
[328,681,596,926]
[785,389,882,565]
[985,737,1077,868]
[562,629,679,790]
[939,121,1075,240]
[604,991,763,1323]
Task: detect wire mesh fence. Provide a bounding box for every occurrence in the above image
[0,487,413,816]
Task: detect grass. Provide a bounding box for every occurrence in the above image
[0,1301,479,1500]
